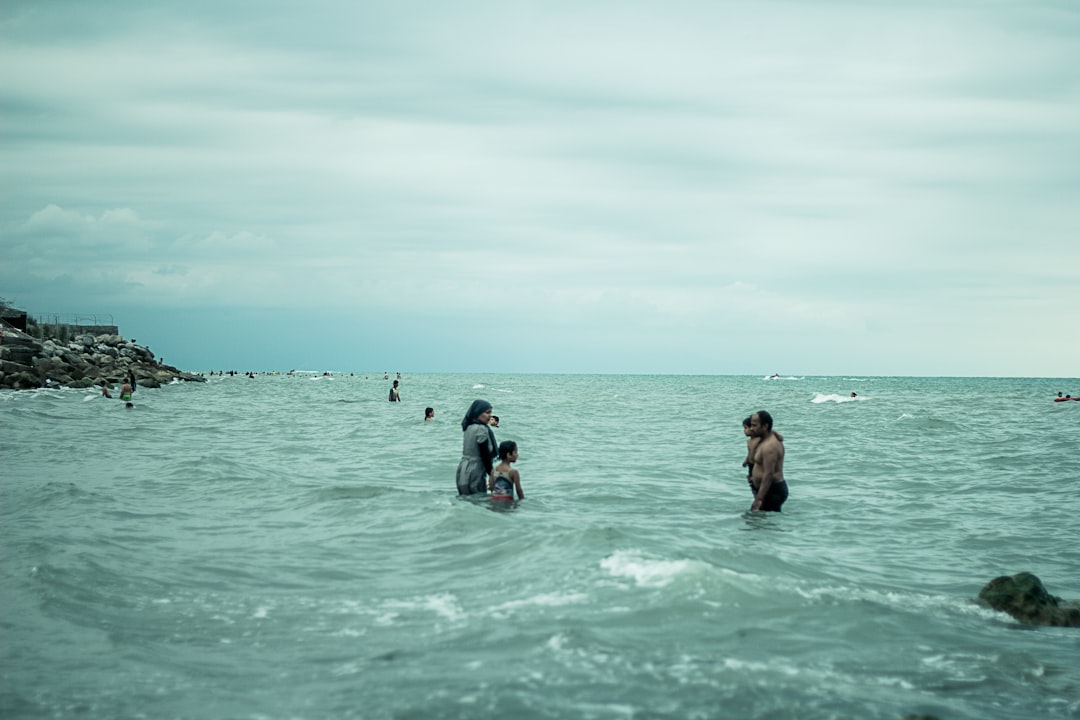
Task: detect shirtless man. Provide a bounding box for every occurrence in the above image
[748,410,788,512]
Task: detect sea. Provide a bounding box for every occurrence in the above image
[2,373,1078,720]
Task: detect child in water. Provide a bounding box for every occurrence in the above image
[489,440,524,501]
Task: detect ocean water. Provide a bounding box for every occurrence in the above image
[2,373,1079,720]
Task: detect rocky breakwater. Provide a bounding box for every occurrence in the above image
[0,326,205,390]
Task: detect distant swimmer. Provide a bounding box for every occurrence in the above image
[120,380,133,401]
[100,380,112,398]
[489,440,524,501]
[748,410,788,512]
[388,380,401,402]
[851,392,857,398]
[425,407,435,421]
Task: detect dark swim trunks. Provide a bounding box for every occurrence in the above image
[754,481,788,512]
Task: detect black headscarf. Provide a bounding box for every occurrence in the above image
[461,399,492,431]
[461,399,498,472]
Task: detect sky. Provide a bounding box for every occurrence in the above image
[2,0,1078,376]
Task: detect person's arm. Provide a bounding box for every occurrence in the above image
[751,443,779,511]
[512,469,524,499]
[477,430,495,475]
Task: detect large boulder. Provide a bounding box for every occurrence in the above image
[978,573,1080,627]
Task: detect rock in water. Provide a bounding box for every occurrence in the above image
[978,572,1080,627]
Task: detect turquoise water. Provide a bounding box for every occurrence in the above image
[2,374,1079,719]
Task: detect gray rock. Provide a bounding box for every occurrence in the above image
[978,572,1080,627]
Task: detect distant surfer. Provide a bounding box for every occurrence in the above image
[748,410,788,512]
[456,400,497,495]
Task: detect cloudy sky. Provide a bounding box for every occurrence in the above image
[2,1,1078,376]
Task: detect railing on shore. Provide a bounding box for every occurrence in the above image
[29,314,119,342]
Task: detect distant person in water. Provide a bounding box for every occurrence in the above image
[100,380,112,398]
[490,440,524,501]
[489,415,500,428]
[850,392,857,398]
[748,410,787,512]
[425,407,435,421]
[127,370,137,395]
[456,400,497,495]
[120,380,133,401]
[125,402,134,410]
[741,417,755,491]
[388,380,401,402]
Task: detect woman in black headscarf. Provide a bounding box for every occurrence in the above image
[456,399,497,495]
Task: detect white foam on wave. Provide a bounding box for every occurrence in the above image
[793,583,1006,623]
[721,656,915,689]
[811,393,861,404]
[493,591,588,612]
[472,384,485,389]
[384,592,466,623]
[600,550,692,588]
[919,652,1001,683]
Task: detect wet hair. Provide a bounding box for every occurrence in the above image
[498,440,517,460]
[742,416,752,428]
[755,410,773,430]
[424,407,434,419]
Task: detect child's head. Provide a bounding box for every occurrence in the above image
[498,440,518,460]
[742,416,752,436]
